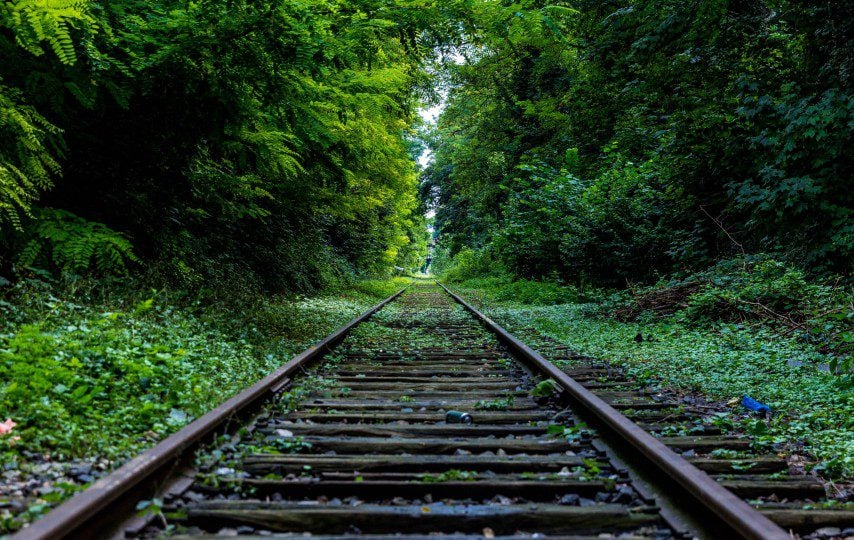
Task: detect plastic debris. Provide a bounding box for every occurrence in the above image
[0,418,15,435]
[741,395,770,414]
[445,410,473,424]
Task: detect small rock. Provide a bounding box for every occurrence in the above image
[274,429,293,438]
[558,494,579,506]
[68,464,92,478]
[611,486,634,504]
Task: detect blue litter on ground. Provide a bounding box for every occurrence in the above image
[741,395,770,414]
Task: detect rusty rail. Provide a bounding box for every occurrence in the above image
[438,282,789,540]
[15,286,408,540]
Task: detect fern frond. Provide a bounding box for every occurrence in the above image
[14,208,137,275]
[5,0,96,65]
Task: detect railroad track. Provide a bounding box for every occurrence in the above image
[15,283,852,539]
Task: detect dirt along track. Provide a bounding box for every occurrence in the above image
[16,283,852,540]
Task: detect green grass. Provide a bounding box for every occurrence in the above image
[451,279,853,480]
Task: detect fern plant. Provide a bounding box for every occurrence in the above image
[0,0,101,228]
[1,0,96,65]
[0,86,61,229]
[17,208,138,275]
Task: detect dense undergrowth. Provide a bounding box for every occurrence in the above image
[443,259,852,481]
[0,276,408,459]
[0,275,408,532]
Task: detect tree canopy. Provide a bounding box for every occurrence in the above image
[1,0,459,290]
[422,0,852,284]
[1,0,851,291]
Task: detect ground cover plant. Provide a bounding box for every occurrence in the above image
[0,275,409,532]
[448,275,853,482]
[1,0,851,533]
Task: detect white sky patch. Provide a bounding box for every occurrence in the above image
[415,50,463,170]
[416,102,443,169]
[419,103,444,124]
[417,148,434,168]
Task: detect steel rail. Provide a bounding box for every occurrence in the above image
[15,286,409,540]
[438,282,790,540]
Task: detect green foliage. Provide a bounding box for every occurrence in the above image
[608,255,853,366]
[441,247,504,283]
[0,275,402,532]
[2,0,95,64]
[346,277,412,299]
[450,277,582,306]
[456,281,853,480]
[421,469,478,483]
[0,88,61,228]
[1,0,439,287]
[474,396,514,411]
[532,378,558,398]
[0,0,103,227]
[15,208,138,274]
[423,0,853,282]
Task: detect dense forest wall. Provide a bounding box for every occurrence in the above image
[422,0,853,285]
[0,0,451,292]
[2,1,851,293]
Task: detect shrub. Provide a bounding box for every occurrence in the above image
[14,208,138,276]
[491,280,580,305]
[441,247,504,282]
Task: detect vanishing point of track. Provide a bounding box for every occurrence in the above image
[14,283,851,539]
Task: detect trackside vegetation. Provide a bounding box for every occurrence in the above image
[0,275,408,532]
[446,275,852,481]
[419,0,851,484]
[0,0,851,533]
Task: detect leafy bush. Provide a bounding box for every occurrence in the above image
[441,247,505,283]
[14,208,138,275]
[682,257,818,320]
[0,0,99,227]
[674,257,852,360]
[422,0,853,283]
[494,157,682,284]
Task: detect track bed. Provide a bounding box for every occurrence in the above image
[16,284,851,539]
[160,287,672,538]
